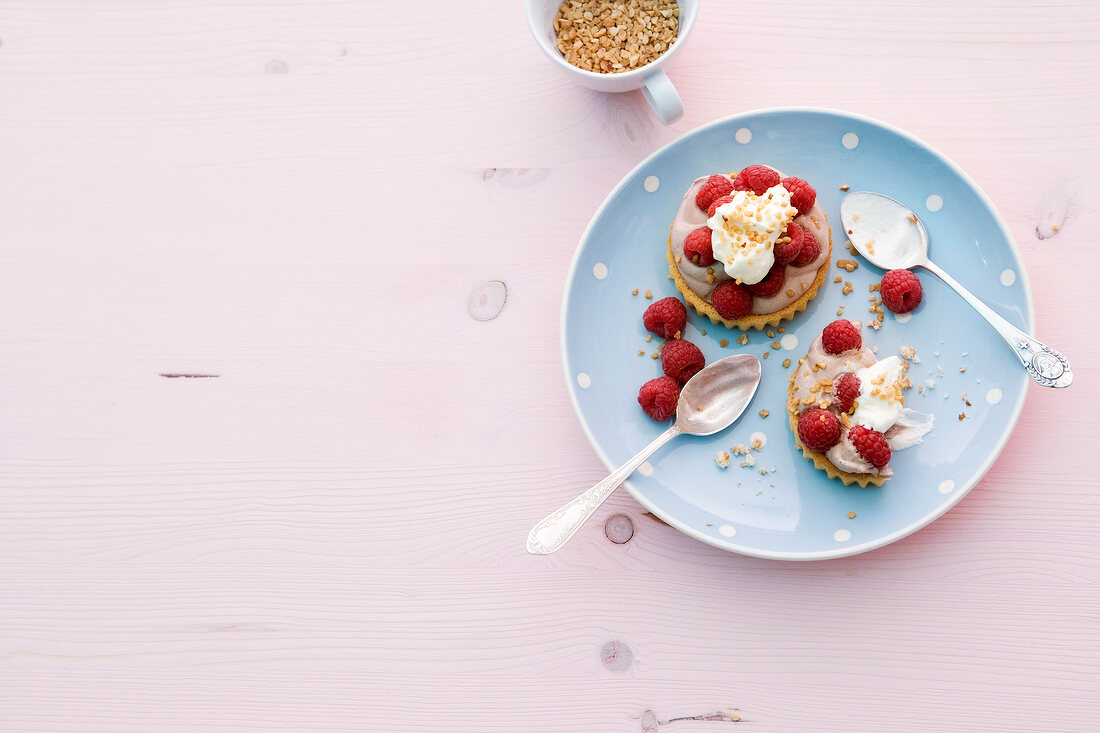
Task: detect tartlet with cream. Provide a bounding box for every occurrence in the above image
[786,319,934,487]
[667,164,832,330]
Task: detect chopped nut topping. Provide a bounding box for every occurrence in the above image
[553,0,680,74]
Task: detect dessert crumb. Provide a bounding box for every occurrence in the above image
[758,409,770,418]
[762,351,770,359]
[631,288,639,295]
[651,352,660,359]
[737,334,749,345]
[637,350,645,356]
[925,378,935,390]
[645,335,653,342]
[834,276,843,283]
[766,328,776,338]
[872,345,879,354]
[782,358,791,368]
[715,451,730,469]
[837,258,858,272]
[842,281,853,295]
[868,283,880,292]
[958,412,967,421]
[771,341,781,350]
[959,365,966,373]
[846,241,859,256]
[869,319,882,330]
[778,327,786,333]
[739,453,755,468]
[700,329,707,335]
[900,344,920,363]
[644,288,653,299]
[755,488,763,495]
[848,511,856,519]
[731,443,750,456]
[720,339,729,347]
[839,184,850,191]
[706,520,713,526]
[759,467,768,475]
[907,213,918,223]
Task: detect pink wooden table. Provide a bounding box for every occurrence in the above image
[1,2,1098,731]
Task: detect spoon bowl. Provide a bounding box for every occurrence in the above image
[527,354,761,554]
[840,191,1072,388]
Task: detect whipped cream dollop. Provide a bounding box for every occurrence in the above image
[850,356,905,432]
[706,184,797,285]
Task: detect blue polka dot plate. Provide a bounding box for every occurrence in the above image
[560,108,1032,560]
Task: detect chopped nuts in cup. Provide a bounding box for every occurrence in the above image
[553,1,679,74]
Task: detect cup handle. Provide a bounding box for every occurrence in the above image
[641,69,684,124]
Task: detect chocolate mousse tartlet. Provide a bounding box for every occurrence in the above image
[787,319,934,487]
[667,164,832,330]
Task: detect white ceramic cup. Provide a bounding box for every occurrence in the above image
[526,0,699,125]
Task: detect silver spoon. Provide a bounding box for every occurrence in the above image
[840,192,1072,388]
[527,354,761,555]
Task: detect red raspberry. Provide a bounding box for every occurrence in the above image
[695,175,734,212]
[833,372,861,413]
[790,229,821,267]
[880,269,923,314]
[642,297,687,340]
[773,223,804,266]
[710,279,752,320]
[848,424,891,469]
[781,176,817,215]
[821,319,862,355]
[683,226,715,266]
[706,194,735,218]
[746,264,786,298]
[660,339,706,384]
[797,408,842,453]
[732,165,781,196]
[638,376,681,422]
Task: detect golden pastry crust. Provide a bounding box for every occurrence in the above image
[667,227,832,332]
[786,359,887,488]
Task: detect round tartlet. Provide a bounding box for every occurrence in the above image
[667,168,832,331]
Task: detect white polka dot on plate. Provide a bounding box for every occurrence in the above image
[1000,269,1016,286]
[592,262,608,280]
[638,461,654,476]
[735,127,752,144]
[926,194,943,212]
[938,479,956,494]
[643,175,660,193]
[894,312,912,323]
[718,524,737,537]
[841,132,859,149]
[780,334,798,350]
[577,372,592,389]
[986,387,1002,405]
[833,529,852,542]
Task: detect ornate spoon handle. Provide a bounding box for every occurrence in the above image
[921,259,1072,388]
[526,425,681,555]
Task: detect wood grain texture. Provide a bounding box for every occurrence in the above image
[1,1,1098,731]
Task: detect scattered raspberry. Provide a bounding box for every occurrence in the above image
[683,226,715,266]
[848,424,891,468]
[732,164,781,196]
[880,269,923,314]
[642,297,687,339]
[790,229,821,267]
[833,372,861,413]
[710,279,752,319]
[695,175,734,212]
[660,339,706,384]
[773,223,804,265]
[781,176,816,215]
[746,264,786,298]
[706,194,735,218]
[821,319,862,355]
[638,376,680,422]
[797,408,842,453]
